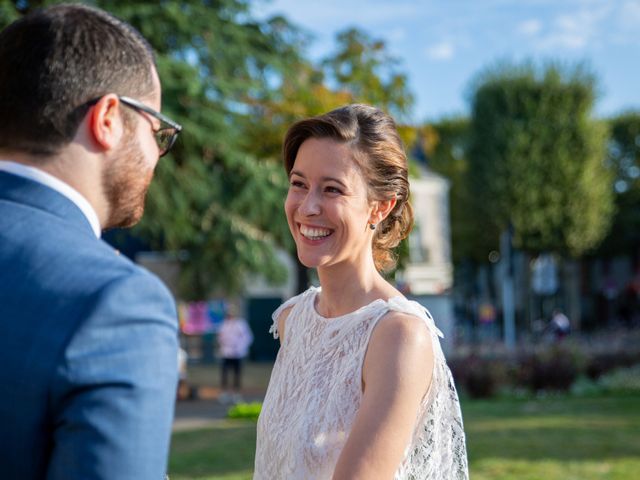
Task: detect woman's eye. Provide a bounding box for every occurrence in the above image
[325,186,342,194]
[290,180,305,188]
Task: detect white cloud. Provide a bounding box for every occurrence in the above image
[539,31,588,50]
[517,19,542,36]
[425,41,455,61]
[385,27,408,44]
[619,1,640,29]
[531,5,612,51]
[610,1,640,45]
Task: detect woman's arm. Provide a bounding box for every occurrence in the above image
[332,311,434,480]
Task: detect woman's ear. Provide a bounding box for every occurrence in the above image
[88,94,125,152]
[370,196,397,226]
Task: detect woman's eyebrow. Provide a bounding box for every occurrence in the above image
[321,176,347,188]
[289,170,348,189]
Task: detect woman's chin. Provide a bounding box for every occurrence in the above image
[297,252,330,269]
[297,257,320,269]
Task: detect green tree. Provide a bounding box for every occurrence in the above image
[322,27,414,120]
[106,0,300,298]
[597,111,640,256]
[420,117,497,263]
[238,21,353,163]
[240,26,416,163]
[467,63,614,256]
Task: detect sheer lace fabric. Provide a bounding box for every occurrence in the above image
[254,287,468,479]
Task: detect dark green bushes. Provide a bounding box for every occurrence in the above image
[450,343,639,398]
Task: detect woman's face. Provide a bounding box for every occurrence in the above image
[285,137,375,270]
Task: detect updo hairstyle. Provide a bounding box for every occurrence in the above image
[283,104,414,272]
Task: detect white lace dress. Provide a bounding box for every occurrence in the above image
[254,286,468,480]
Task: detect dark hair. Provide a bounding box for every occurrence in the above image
[283,104,414,272]
[0,4,156,155]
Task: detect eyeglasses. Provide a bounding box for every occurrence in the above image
[118,96,182,157]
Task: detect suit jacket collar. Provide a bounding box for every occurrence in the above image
[0,170,96,238]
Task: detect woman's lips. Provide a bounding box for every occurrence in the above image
[298,223,334,241]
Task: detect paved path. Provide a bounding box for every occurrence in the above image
[173,388,264,432]
[172,362,270,431]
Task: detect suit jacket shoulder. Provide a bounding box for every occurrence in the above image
[0,171,179,479]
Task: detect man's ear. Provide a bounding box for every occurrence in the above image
[370,196,398,226]
[89,94,125,152]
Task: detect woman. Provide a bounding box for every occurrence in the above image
[254,104,468,479]
[217,304,254,404]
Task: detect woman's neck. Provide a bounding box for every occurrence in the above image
[315,256,392,318]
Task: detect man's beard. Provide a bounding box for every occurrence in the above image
[102,135,155,230]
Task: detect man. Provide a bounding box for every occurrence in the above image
[0,4,183,479]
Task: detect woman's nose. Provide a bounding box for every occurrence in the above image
[299,190,321,216]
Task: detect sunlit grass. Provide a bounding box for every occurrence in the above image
[169,394,640,480]
[464,395,640,480]
[169,420,255,480]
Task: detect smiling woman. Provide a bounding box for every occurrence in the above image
[253,104,468,480]
[285,137,375,270]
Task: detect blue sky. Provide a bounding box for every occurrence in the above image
[253,0,640,123]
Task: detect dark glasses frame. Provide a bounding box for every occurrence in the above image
[118,96,182,157]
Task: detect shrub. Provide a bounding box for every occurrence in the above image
[598,364,640,393]
[520,346,586,392]
[586,351,640,380]
[451,354,510,399]
[570,375,603,396]
[227,402,262,420]
[465,357,497,398]
[450,340,640,398]
[530,347,585,391]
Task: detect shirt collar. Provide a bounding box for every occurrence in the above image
[0,160,101,238]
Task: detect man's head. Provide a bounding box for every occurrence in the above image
[0,4,180,228]
[0,3,156,155]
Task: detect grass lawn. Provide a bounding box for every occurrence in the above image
[169,393,640,480]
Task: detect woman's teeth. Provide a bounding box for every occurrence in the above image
[300,225,332,240]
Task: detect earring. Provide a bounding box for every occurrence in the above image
[369,223,376,230]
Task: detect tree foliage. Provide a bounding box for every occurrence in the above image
[467,63,614,256]
[103,0,299,298]
[240,25,415,162]
[418,117,497,263]
[597,111,640,256]
[322,28,414,120]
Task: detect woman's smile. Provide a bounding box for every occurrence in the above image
[298,223,334,242]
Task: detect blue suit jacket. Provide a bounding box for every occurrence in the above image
[0,171,179,479]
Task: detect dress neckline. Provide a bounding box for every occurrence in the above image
[309,286,404,322]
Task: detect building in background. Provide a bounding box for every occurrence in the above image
[398,164,457,354]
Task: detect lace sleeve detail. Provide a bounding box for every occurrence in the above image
[387,297,444,338]
[269,292,306,339]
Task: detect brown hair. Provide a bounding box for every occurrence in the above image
[0,4,156,156]
[283,104,413,272]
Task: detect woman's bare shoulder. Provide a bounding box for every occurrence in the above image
[372,309,433,355]
[363,309,435,392]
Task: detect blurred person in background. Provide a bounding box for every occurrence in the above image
[254,104,468,479]
[550,309,571,341]
[218,304,254,404]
